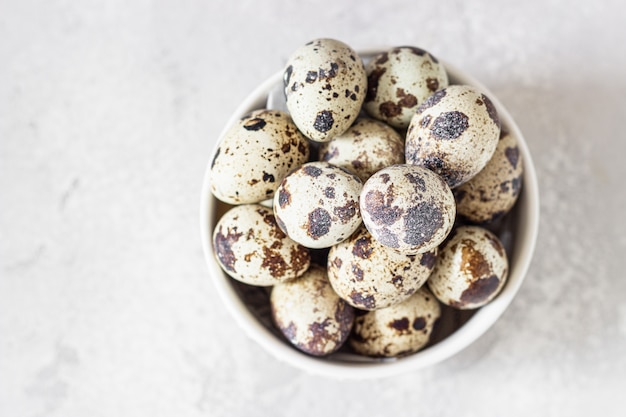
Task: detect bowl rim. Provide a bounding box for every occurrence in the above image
[199,52,540,379]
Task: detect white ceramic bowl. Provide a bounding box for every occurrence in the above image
[200,50,539,379]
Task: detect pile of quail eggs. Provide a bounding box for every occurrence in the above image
[210,38,523,358]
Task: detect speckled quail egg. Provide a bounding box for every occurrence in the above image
[327,225,437,311]
[427,226,508,309]
[318,118,405,183]
[283,38,367,142]
[210,109,310,205]
[349,286,441,357]
[273,161,363,249]
[212,204,311,286]
[454,128,524,223]
[405,85,501,188]
[271,265,355,356]
[360,164,455,254]
[364,46,448,129]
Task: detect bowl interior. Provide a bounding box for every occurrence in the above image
[200,54,539,379]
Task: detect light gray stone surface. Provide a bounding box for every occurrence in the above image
[2,0,626,415]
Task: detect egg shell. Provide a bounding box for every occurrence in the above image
[328,225,437,310]
[318,117,405,183]
[273,161,363,249]
[271,265,355,356]
[212,204,311,286]
[427,225,508,309]
[349,286,441,357]
[360,164,456,254]
[283,38,367,142]
[454,129,524,223]
[405,85,501,188]
[210,109,310,205]
[364,46,449,129]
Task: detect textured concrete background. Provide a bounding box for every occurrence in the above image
[2,0,626,415]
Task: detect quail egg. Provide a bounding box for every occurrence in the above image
[427,225,508,309]
[364,46,448,129]
[210,109,310,204]
[405,85,501,188]
[360,164,455,254]
[349,286,441,357]
[283,38,367,142]
[271,265,355,356]
[212,204,311,286]
[318,117,405,183]
[327,225,437,310]
[454,128,524,223]
[273,161,363,249]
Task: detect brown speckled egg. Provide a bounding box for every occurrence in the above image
[273,161,363,249]
[454,128,524,223]
[405,85,501,188]
[318,118,405,183]
[283,38,367,142]
[327,225,437,310]
[427,226,508,309]
[212,204,311,286]
[360,164,455,254]
[210,110,310,204]
[364,46,448,129]
[349,286,441,357]
[271,265,354,356]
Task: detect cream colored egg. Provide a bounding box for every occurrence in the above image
[427,226,508,309]
[364,46,448,129]
[327,225,436,310]
[273,161,363,249]
[349,286,441,357]
[210,109,310,204]
[454,129,524,223]
[360,164,455,254]
[405,85,501,188]
[318,118,405,183]
[283,38,367,142]
[271,265,354,356]
[212,204,311,286]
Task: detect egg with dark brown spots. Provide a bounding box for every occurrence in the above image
[271,265,354,356]
[405,85,501,188]
[360,164,455,254]
[210,109,310,204]
[349,286,441,357]
[364,46,448,129]
[318,118,405,183]
[283,38,367,142]
[212,204,311,286]
[454,128,524,223]
[273,161,363,249]
[427,226,508,309]
[327,225,436,310]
